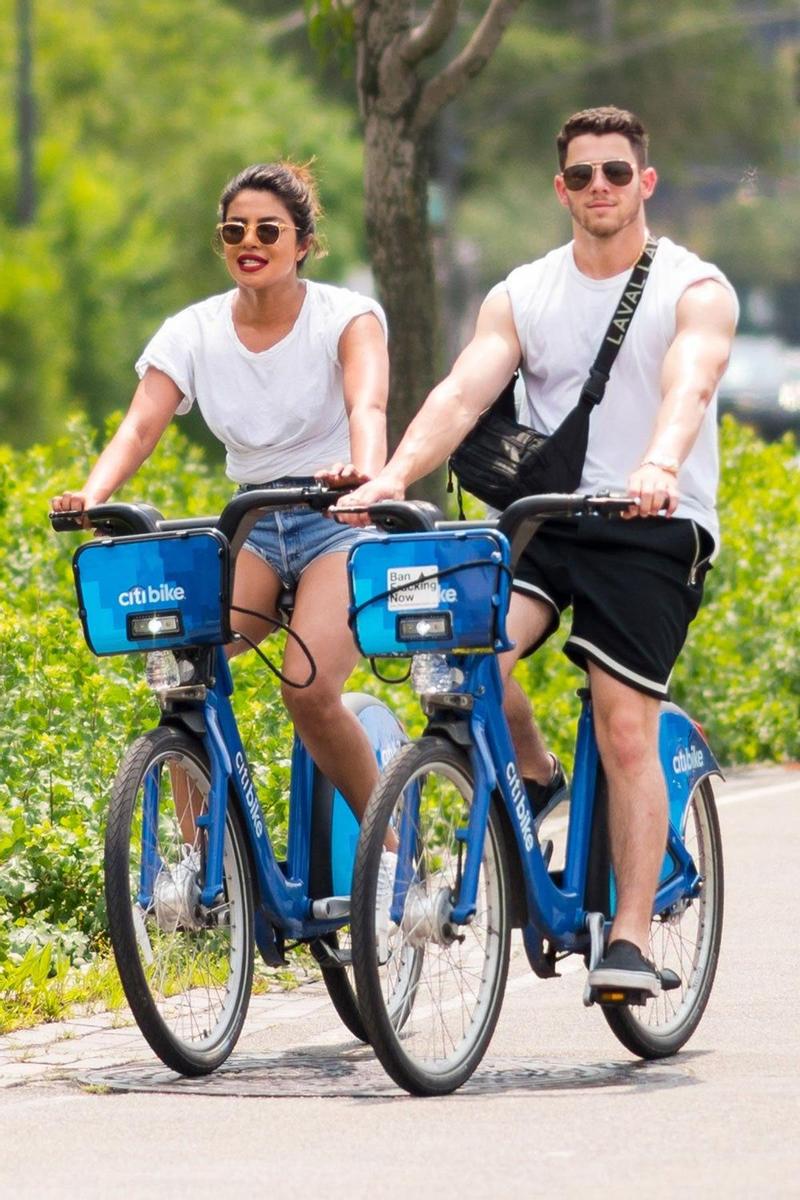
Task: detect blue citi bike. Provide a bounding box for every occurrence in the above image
[51,485,411,1076]
[345,492,724,1095]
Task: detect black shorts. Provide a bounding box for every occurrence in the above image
[512,516,714,699]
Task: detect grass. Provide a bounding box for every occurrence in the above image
[0,939,324,1035]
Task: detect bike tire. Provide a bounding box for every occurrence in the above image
[105,726,255,1075]
[603,778,724,1058]
[352,737,511,1096]
[309,929,368,1043]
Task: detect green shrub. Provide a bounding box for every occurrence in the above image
[0,413,797,1025]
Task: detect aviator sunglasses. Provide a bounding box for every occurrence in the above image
[561,159,635,192]
[216,219,297,247]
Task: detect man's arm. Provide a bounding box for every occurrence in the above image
[335,290,522,508]
[628,278,737,517]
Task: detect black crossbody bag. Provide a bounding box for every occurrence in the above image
[448,236,658,511]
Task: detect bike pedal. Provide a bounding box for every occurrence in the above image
[659,968,681,991]
[311,940,352,969]
[590,986,650,1008]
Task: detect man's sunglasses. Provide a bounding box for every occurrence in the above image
[561,159,635,192]
[216,220,297,246]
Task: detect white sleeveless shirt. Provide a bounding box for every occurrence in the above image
[492,236,738,546]
[135,280,387,484]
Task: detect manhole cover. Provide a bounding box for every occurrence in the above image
[79,1050,691,1098]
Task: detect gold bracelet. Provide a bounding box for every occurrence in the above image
[640,455,680,475]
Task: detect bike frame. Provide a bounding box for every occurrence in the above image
[138,647,355,945]
[404,649,722,975]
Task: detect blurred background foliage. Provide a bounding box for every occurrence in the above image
[1,0,800,445]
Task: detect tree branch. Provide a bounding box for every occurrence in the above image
[466,6,799,128]
[400,0,461,66]
[413,0,523,130]
[257,9,307,44]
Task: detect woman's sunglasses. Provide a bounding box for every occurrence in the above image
[216,220,297,246]
[561,159,635,192]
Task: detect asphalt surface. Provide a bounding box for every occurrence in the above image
[0,764,798,1199]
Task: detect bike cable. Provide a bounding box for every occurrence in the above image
[229,604,317,689]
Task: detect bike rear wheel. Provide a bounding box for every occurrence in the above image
[105,726,255,1075]
[603,778,724,1058]
[352,737,511,1096]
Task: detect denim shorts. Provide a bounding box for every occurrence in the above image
[239,476,364,589]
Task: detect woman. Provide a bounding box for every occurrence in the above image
[52,160,389,819]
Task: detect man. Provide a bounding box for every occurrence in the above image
[338,106,737,997]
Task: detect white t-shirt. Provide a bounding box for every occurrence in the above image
[491,236,738,545]
[135,280,387,483]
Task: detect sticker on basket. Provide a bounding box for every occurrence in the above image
[386,565,440,611]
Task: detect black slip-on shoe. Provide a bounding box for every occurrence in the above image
[588,938,661,999]
[524,757,568,828]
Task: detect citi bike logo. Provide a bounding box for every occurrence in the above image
[673,745,705,775]
[117,582,186,607]
[235,751,264,838]
[506,761,535,852]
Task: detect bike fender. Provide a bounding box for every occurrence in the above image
[158,708,207,739]
[311,693,407,898]
[423,713,473,748]
[659,702,722,829]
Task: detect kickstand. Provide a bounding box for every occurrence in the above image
[582,911,606,1007]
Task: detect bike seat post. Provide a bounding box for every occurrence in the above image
[276,587,295,624]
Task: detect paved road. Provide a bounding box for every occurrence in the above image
[1,766,798,1199]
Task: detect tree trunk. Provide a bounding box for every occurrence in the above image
[354,0,522,505]
[363,111,439,454]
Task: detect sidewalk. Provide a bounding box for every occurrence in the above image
[0,978,338,1089]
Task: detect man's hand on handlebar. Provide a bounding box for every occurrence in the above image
[624,462,679,519]
[329,469,407,528]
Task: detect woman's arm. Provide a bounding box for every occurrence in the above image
[51,367,183,515]
[333,290,521,509]
[316,312,389,487]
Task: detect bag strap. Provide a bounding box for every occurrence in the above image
[579,234,658,408]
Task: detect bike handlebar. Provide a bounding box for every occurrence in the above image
[48,484,355,557]
[362,492,636,569]
[50,488,636,571]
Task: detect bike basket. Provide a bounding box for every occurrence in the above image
[347,529,512,656]
[72,529,231,656]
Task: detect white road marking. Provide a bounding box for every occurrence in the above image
[716,778,797,806]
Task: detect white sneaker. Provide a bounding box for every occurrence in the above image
[375,849,398,963]
[153,845,201,932]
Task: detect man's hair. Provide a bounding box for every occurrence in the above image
[556,107,649,170]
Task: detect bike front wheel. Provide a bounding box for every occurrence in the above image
[351,737,511,1096]
[604,777,724,1058]
[105,726,255,1075]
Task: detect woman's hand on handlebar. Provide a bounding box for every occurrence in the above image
[50,490,102,530]
[314,461,371,491]
[314,462,374,527]
[330,470,406,527]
